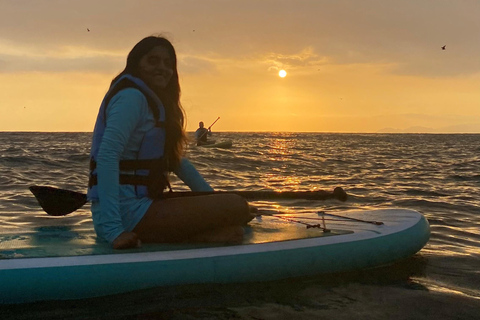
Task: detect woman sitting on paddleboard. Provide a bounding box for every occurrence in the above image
[87,35,251,249]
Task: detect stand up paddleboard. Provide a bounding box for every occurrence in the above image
[0,208,429,304]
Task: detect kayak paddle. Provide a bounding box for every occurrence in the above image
[29,185,347,217]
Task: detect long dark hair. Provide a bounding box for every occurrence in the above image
[111,36,187,171]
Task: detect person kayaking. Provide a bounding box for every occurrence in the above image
[87,35,252,249]
[194,121,212,146]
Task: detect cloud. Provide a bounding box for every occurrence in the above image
[0,0,479,78]
[263,48,329,71]
[0,53,123,74]
[178,55,220,74]
[0,39,124,73]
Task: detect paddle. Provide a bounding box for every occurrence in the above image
[29,185,347,216]
[196,117,220,142]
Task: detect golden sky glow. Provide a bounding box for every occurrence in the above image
[1,0,479,133]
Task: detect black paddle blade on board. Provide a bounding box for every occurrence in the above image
[29,186,87,216]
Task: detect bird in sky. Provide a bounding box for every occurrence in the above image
[441,45,446,50]
[87,28,90,32]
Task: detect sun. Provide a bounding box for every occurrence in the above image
[278,70,287,78]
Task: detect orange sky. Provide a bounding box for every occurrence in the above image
[1,0,479,133]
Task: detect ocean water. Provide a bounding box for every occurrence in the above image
[0,132,479,319]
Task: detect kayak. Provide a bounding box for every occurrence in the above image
[0,208,429,304]
[197,140,233,149]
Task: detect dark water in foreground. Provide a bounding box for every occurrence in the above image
[0,132,479,319]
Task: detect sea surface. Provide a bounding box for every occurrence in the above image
[0,132,479,319]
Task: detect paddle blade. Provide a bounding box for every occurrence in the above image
[29,186,87,216]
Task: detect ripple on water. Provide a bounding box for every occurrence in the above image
[1,132,480,309]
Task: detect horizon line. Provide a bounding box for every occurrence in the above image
[1,130,480,134]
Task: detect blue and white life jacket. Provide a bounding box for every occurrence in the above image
[87,74,169,201]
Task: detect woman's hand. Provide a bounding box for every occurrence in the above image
[112,232,141,249]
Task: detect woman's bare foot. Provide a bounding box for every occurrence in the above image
[190,225,244,244]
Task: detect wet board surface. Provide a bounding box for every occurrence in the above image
[0,216,349,259]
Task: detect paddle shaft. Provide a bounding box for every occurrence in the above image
[208,117,220,130]
[29,185,347,216]
[168,189,346,200]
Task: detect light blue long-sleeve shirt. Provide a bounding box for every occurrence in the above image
[91,88,213,243]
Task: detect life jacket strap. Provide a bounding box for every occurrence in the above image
[90,158,167,171]
[89,158,170,199]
